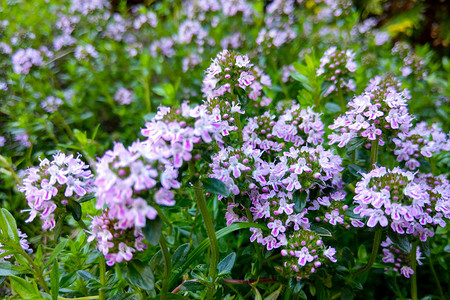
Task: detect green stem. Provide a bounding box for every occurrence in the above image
[55,112,75,141]
[159,235,171,299]
[410,241,418,300]
[370,139,379,170]
[428,255,445,300]
[14,244,50,294]
[188,161,219,299]
[338,89,345,111]
[234,112,243,142]
[143,75,152,113]
[58,296,99,300]
[354,228,382,277]
[99,255,106,300]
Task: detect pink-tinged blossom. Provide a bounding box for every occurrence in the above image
[353,167,448,241]
[19,152,93,231]
[12,48,44,74]
[114,88,133,105]
[329,76,413,147]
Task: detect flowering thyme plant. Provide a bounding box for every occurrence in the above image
[0,1,449,300]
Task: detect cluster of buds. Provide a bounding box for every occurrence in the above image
[380,238,423,278]
[317,47,356,96]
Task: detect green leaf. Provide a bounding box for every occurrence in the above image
[345,137,366,156]
[35,245,43,268]
[50,260,59,300]
[324,102,341,113]
[357,244,368,262]
[217,252,236,276]
[1,208,19,242]
[44,239,68,269]
[126,261,154,291]
[293,190,307,213]
[77,270,98,282]
[348,164,365,177]
[149,250,163,277]
[0,262,29,276]
[73,129,87,145]
[77,194,95,203]
[387,230,411,253]
[142,216,162,246]
[201,178,230,197]
[169,222,266,288]
[171,243,190,269]
[264,284,283,300]
[66,199,82,221]
[180,281,205,292]
[310,224,332,237]
[289,278,305,296]
[10,275,40,299]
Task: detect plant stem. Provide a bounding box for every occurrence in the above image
[354,228,382,278]
[234,112,243,142]
[98,255,106,300]
[428,255,445,300]
[410,241,418,300]
[14,244,50,293]
[188,161,219,299]
[159,234,171,300]
[370,139,379,170]
[143,75,152,113]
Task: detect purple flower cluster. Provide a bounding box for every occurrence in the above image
[202,50,271,103]
[19,152,94,230]
[317,46,356,96]
[393,122,449,170]
[91,101,224,264]
[74,44,98,61]
[114,88,133,105]
[381,238,423,278]
[41,96,64,113]
[88,212,146,266]
[328,76,413,147]
[280,231,337,280]
[353,167,450,241]
[11,48,44,74]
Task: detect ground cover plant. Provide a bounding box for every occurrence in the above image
[0,0,449,299]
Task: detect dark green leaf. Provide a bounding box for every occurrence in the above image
[217,252,236,276]
[77,194,95,203]
[341,287,354,300]
[310,224,332,237]
[126,261,154,291]
[345,137,366,156]
[325,102,341,113]
[342,247,354,269]
[387,230,411,253]
[66,199,82,221]
[77,270,98,282]
[180,281,205,292]
[171,243,190,269]
[201,178,230,197]
[420,241,430,257]
[53,215,64,241]
[149,250,163,276]
[293,190,307,213]
[289,278,305,295]
[143,216,162,246]
[347,164,365,177]
[51,260,59,300]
